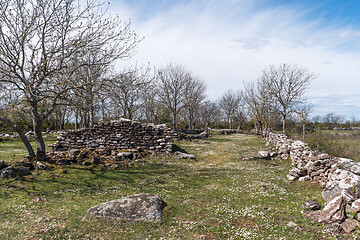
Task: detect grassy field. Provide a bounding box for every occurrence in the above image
[0,133,59,164]
[305,129,360,161]
[0,133,356,239]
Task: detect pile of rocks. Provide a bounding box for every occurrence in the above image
[266,132,360,234]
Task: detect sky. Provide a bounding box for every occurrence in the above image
[109,0,360,120]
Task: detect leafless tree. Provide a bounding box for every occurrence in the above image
[156,64,191,130]
[0,0,140,158]
[243,80,272,137]
[261,63,315,133]
[219,90,243,129]
[183,77,206,129]
[323,113,344,127]
[199,100,221,130]
[108,66,153,120]
[297,104,312,140]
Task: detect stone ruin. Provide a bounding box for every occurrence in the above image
[48,118,176,162]
[0,119,179,178]
[265,132,360,234]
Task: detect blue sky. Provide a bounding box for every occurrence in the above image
[110,0,360,120]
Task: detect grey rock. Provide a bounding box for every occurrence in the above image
[323,223,343,235]
[287,221,297,228]
[257,151,270,159]
[175,151,195,159]
[341,218,359,233]
[287,174,297,181]
[351,199,360,212]
[0,165,15,178]
[87,193,167,222]
[322,185,342,202]
[36,161,48,170]
[289,168,307,177]
[318,195,345,223]
[304,200,321,211]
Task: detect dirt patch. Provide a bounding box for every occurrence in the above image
[231,217,259,230]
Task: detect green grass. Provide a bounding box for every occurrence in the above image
[0,133,58,164]
[305,130,360,161]
[0,133,357,239]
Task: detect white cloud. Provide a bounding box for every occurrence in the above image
[111,0,360,118]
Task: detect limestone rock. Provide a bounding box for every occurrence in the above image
[87,193,167,222]
[287,221,297,228]
[351,199,360,212]
[341,218,359,233]
[323,223,343,235]
[322,185,342,202]
[257,151,270,159]
[175,151,195,159]
[318,195,345,223]
[304,200,321,211]
[36,161,48,170]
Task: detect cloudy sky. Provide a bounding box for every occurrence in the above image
[110,0,360,120]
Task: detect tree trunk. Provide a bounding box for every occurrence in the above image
[0,117,35,158]
[282,115,286,134]
[30,104,46,156]
[173,112,177,131]
[303,123,306,140]
[32,114,46,156]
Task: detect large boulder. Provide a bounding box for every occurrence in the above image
[87,194,167,222]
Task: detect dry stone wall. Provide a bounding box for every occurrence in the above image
[50,118,175,156]
[267,132,360,233]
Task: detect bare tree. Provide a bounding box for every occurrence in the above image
[297,104,312,140]
[261,63,315,133]
[219,90,242,129]
[156,64,191,130]
[0,0,140,158]
[199,100,221,130]
[243,80,272,137]
[108,66,153,120]
[323,113,344,128]
[183,77,206,129]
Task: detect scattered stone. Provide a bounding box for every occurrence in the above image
[36,161,48,170]
[287,221,298,228]
[304,200,321,211]
[87,193,167,222]
[323,223,343,235]
[175,151,195,159]
[318,195,345,223]
[257,151,270,159]
[341,218,359,233]
[303,210,321,222]
[0,165,15,178]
